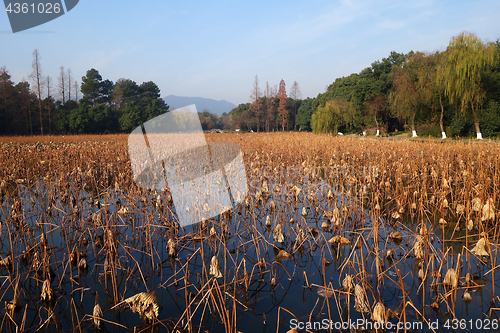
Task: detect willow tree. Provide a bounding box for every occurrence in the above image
[442,32,497,139]
[413,51,449,138]
[390,52,427,137]
[311,99,355,134]
[429,51,449,139]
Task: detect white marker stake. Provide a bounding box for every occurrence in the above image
[477,132,483,140]
[376,130,379,136]
[412,130,418,138]
[442,132,447,139]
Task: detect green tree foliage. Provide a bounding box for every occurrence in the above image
[296,97,315,131]
[15,81,36,135]
[390,52,427,136]
[69,103,89,133]
[139,81,161,99]
[0,68,38,135]
[311,51,407,134]
[311,99,355,134]
[428,51,449,137]
[480,100,500,137]
[229,103,253,131]
[113,79,169,131]
[2,39,499,138]
[318,51,406,109]
[0,67,15,134]
[362,95,387,134]
[198,109,221,130]
[81,69,103,106]
[115,79,139,101]
[482,41,500,103]
[69,103,117,134]
[441,32,497,139]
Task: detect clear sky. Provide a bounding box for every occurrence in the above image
[1,0,500,106]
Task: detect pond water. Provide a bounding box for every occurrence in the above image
[0,173,499,333]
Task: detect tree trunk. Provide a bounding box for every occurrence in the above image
[38,100,43,135]
[439,91,446,139]
[293,102,297,130]
[257,102,260,132]
[471,101,482,139]
[28,103,33,135]
[411,109,417,137]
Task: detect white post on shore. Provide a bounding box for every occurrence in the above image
[477,132,483,140]
[376,130,380,136]
[412,130,418,138]
[441,132,447,139]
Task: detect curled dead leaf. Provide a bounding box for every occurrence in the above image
[471,237,490,256]
[328,235,350,246]
[276,249,291,260]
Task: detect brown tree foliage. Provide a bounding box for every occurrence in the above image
[277,79,287,130]
[363,95,387,133]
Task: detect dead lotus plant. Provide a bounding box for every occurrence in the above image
[124,291,160,322]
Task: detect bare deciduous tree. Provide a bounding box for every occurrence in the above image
[29,49,44,135]
[46,75,52,134]
[58,66,66,105]
[263,81,272,132]
[289,81,302,130]
[46,76,52,98]
[74,80,79,102]
[249,75,262,132]
[67,68,72,101]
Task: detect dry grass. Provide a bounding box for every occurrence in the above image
[0,132,499,332]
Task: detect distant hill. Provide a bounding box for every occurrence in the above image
[163,95,236,116]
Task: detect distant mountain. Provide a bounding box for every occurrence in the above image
[163,95,236,116]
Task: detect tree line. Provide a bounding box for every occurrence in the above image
[208,76,302,132]
[226,32,500,139]
[0,49,169,136]
[2,32,499,138]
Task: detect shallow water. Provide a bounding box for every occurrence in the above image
[1,174,499,333]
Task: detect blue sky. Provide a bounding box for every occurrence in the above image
[1,0,500,106]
